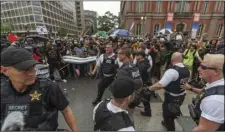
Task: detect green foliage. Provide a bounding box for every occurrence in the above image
[1,23,12,33]
[57,27,67,37]
[97,11,119,32]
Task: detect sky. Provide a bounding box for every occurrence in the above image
[83,1,121,16]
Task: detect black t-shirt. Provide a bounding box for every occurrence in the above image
[7,80,69,112]
[43,81,69,111]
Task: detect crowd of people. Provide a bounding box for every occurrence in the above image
[0,31,224,131]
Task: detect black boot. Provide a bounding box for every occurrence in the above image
[140,111,152,117]
[92,93,102,105]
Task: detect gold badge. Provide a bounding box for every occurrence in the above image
[30,91,42,101]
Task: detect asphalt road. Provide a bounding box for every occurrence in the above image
[56,77,195,131]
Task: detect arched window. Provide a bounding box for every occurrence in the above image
[136,23,141,36]
[197,24,204,36]
[154,24,160,35]
[216,24,223,36]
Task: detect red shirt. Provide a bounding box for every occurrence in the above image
[33,53,41,62]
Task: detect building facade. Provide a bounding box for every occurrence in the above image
[1,1,78,35]
[75,1,85,34]
[84,10,97,35]
[120,1,224,39]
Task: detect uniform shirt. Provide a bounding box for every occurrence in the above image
[200,79,224,124]
[159,62,186,96]
[93,101,135,131]
[96,53,118,67]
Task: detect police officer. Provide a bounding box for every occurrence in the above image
[116,47,143,121]
[0,47,78,131]
[135,51,152,117]
[148,52,190,131]
[93,76,135,131]
[183,54,224,131]
[91,43,118,105]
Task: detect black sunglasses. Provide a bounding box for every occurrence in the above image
[199,64,218,71]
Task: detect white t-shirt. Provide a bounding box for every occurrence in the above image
[93,101,135,131]
[200,79,224,124]
[158,62,186,96]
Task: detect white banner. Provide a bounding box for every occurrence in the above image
[36,26,48,34]
[129,22,135,31]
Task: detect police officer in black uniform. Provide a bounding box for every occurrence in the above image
[116,47,143,122]
[148,52,190,131]
[183,54,224,131]
[93,76,135,131]
[135,51,152,117]
[91,43,118,105]
[0,47,78,131]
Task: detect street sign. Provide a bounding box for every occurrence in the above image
[167,13,174,22]
[36,26,48,34]
[193,13,200,22]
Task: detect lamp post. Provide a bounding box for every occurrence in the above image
[141,16,147,38]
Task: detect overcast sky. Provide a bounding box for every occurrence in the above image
[83,1,120,16]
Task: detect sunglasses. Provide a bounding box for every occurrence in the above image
[199,64,218,71]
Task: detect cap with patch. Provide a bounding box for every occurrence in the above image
[110,76,135,99]
[1,47,38,71]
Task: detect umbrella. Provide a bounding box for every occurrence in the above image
[95,31,108,37]
[111,29,129,37]
[157,29,173,34]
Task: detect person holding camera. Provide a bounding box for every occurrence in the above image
[183,54,224,131]
[148,52,190,131]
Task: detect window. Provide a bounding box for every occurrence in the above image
[31,23,35,30]
[216,24,223,36]
[13,18,17,24]
[32,1,40,6]
[17,2,21,7]
[184,1,191,12]
[25,16,29,23]
[156,1,161,13]
[21,16,25,23]
[30,15,34,22]
[33,7,42,14]
[15,10,19,16]
[137,1,144,13]
[34,15,43,22]
[26,1,31,6]
[21,1,26,6]
[202,1,209,14]
[19,8,24,15]
[197,24,204,36]
[1,12,4,18]
[24,8,28,15]
[28,7,33,14]
[154,24,160,35]
[2,4,5,10]
[17,17,21,24]
[194,1,200,11]
[136,23,141,36]
[8,11,12,17]
[11,10,15,17]
[9,3,13,9]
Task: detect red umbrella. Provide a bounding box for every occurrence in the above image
[7,34,18,43]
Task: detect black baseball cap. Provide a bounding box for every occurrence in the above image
[1,47,38,71]
[110,76,135,99]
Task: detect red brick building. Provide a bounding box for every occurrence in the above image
[119,1,224,40]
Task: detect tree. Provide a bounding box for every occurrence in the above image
[1,23,12,34]
[57,27,67,37]
[97,11,119,32]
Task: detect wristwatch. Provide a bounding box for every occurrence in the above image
[189,87,193,91]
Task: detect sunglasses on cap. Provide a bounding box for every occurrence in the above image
[199,64,220,71]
